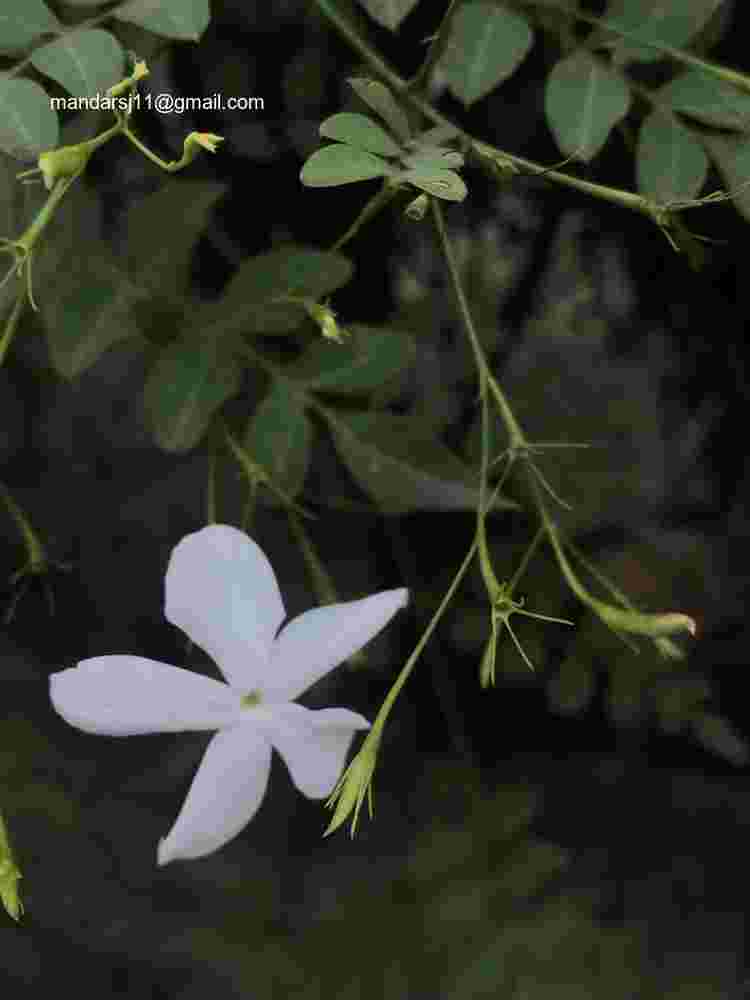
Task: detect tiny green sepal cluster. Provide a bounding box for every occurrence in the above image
[300,78,467,204]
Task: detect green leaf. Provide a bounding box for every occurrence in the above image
[398,168,468,202]
[401,150,464,170]
[0,0,58,51]
[701,132,750,222]
[206,246,354,337]
[30,29,124,99]
[407,124,460,149]
[636,109,708,203]
[288,324,415,393]
[243,379,312,500]
[657,70,750,131]
[440,2,534,107]
[355,0,420,31]
[319,112,402,157]
[115,0,210,41]
[300,143,394,187]
[143,336,242,452]
[43,274,144,378]
[348,77,411,143]
[328,411,519,514]
[123,180,225,302]
[600,0,724,65]
[0,78,59,158]
[544,50,631,161]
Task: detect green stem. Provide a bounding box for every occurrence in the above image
[0,294,25,366]
[330,181,402,251]
[313,0,655,221]
[406,0,461,96]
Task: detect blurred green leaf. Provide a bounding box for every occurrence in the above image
[207,246,354,337]
[30,29,124,99]
[301,143,394,187]
[545,50,631,161]
[319,112,402,157]
[407,124,461,149]
[0,79,59,158]
[600,0,724,65]
[243,379,312,500]
[0,0,58,51]
[440,1,534,107]
[289,323,414,393]
[143,335,242,452]
[636,109,708,203]
[115,0,210,41]
[657,70,750,131]
[348,77,412,143]
[355,0,419,30]
[328,410,519,513]
[701,132,750,222]
[43,274,144,378]
[692,713,748,766]
[124,180,224,303]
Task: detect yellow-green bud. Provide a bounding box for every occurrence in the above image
[38,144,92,190]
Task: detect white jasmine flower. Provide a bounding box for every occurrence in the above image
[50,525,408,865]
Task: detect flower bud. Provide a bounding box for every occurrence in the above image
[180,132,224,166]
[38,144,92,190]
[404,193,429,221]
[596,604,696,639]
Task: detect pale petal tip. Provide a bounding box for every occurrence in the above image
[156,838,175,867]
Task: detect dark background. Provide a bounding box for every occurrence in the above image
[1,0,749,995]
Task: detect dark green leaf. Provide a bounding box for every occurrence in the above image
[288,324,415,393]
[243,379,312,500]
[636,109,708,203]
[600,0,724,64]
[440,2,534,106]
[143,336,242,452]
[124,180,225,302]
[43,275,144,378]
[0,78,59,158]
[320,112,402,157]
[30,29,124,99]
[301,143,395,187]
[348,77,411,143]
[355,0,420,31]
[544,50,631,161]
[328,410,519,513]
[407,124,460,149]
[657,70,750,131]
[207,246,353,338]
[115,0,210,41]
[0,0,58,51]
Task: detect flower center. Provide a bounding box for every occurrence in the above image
[240,690,261,708]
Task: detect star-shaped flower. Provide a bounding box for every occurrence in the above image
[49,525,408,865]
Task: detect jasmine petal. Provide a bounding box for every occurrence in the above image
[157,725,271,866]
[165,525,285,689]
[253,703,371,798]
[50,656,244,735]
[265,588,409,702]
